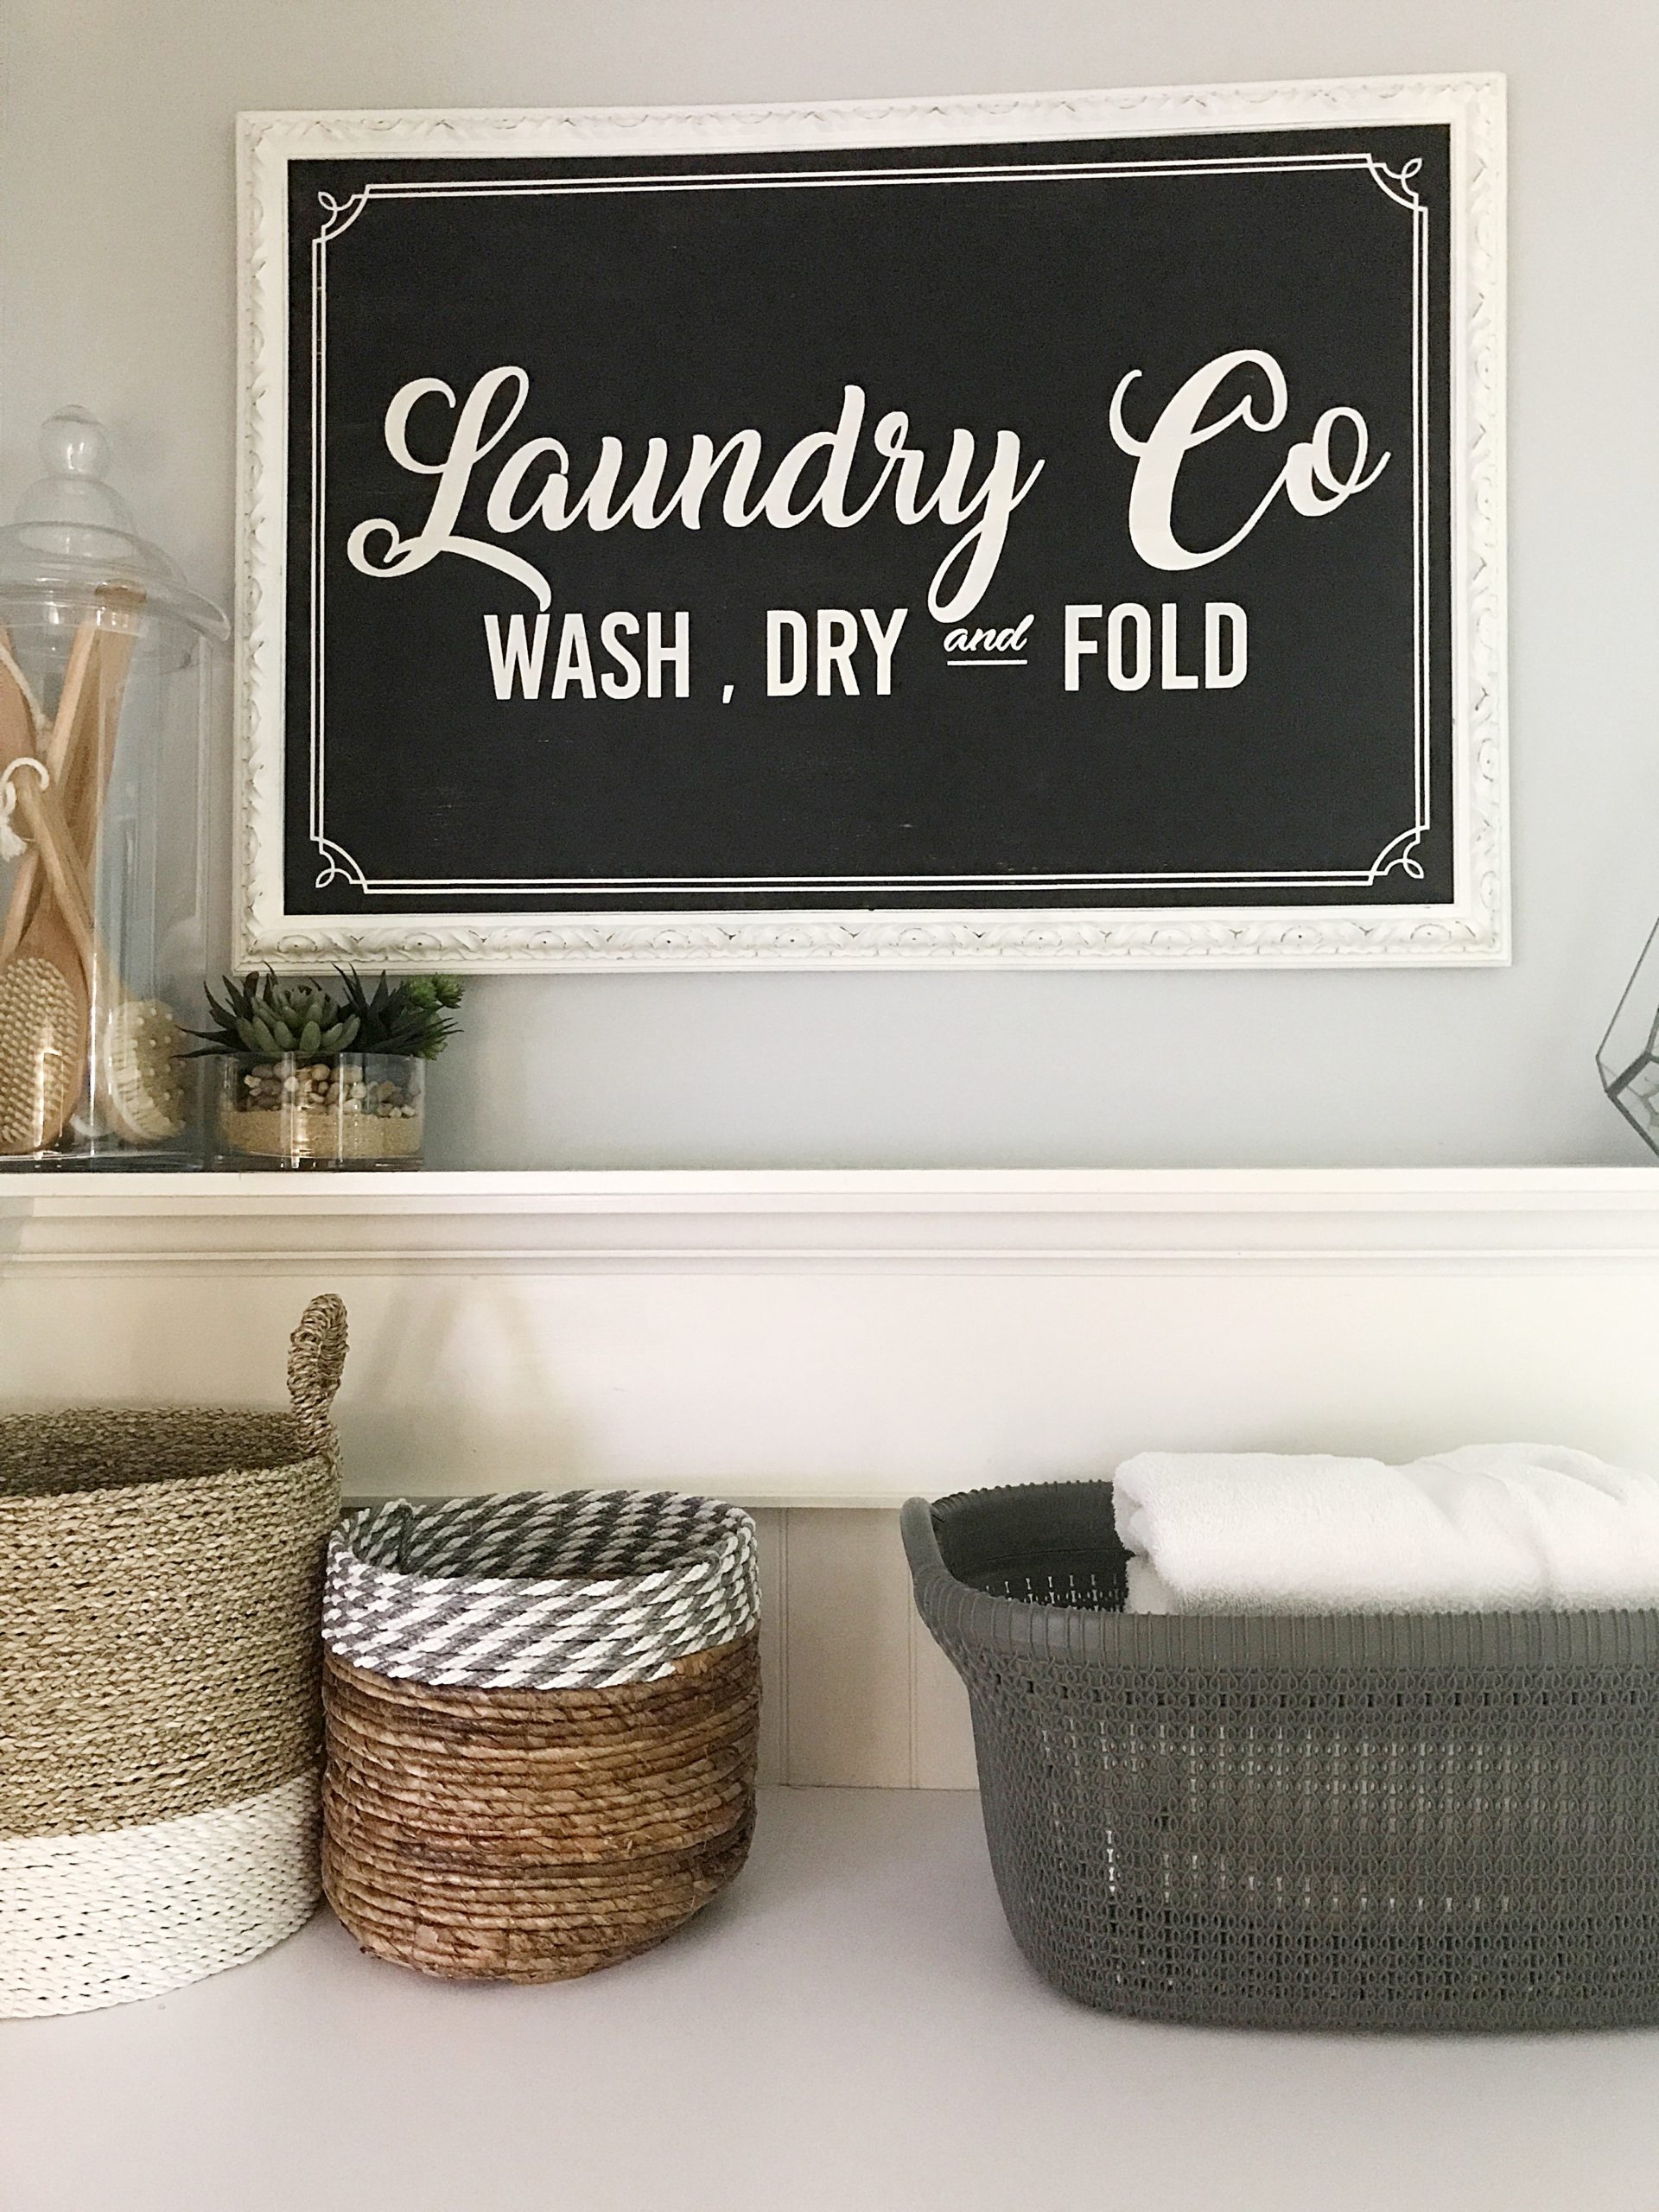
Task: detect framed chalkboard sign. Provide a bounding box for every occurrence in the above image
[237,75,1506,969]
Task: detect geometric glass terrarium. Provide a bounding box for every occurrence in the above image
[1599,919,1659,1154]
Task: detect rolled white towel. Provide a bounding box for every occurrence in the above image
[1114,1444,1659,1614]
[1123,1557,1178,1615]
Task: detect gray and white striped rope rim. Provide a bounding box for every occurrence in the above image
[323,1489,760,1690]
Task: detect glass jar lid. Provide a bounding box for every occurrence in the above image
[0,408,228,640]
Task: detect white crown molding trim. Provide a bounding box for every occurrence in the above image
[4,1167,1658,1275]
[8,1167,1659,1518]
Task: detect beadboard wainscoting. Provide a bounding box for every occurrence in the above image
[751,1509,979,1788]
[8,1168,1659,1786]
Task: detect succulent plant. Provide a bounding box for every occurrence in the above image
[185,969,463,1064]
[186,973,359,1062]
[334,970,464,1060]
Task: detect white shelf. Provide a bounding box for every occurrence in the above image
[6,1166,1659,1511]
[8,1164,1659,1272]
[6,1787,1657,2212]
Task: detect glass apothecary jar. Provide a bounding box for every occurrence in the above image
[0,409,226,1167]
[216,1052,424,1169]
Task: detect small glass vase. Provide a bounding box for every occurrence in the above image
[215,1052,423,1170]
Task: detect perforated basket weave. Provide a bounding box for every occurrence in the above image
[322,1489,760,1982]
[906,1481,1659,2031]
[0,1294,346,2016]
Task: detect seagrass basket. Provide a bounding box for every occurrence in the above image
[906,1481,1659,2032]
[0,1294,347,2016]
[321,1489,761,1982]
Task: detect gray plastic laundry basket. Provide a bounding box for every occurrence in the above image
[904,1482,1659,2031]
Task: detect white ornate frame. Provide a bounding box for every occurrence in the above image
[236,74,1507,971]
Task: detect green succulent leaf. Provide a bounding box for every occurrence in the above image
[195,968,461,1065]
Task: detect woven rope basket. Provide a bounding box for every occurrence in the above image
[0,1295,347,2017]
[322,1489,761,1981]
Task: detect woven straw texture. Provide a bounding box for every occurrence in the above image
[322,1490,761,1982]
[0,1294,346,2016]
[325,1487,759,1688]
[906,1482,1659,2032]
[0,1771,321,2017]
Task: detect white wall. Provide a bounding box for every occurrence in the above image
[12,1163,1659,1782]
[3,0,1656,1171]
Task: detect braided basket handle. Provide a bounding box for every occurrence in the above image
[288,1294,349,1461]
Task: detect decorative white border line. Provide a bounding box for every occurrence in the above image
[236,76,1508,969]
[307,153,1430,900]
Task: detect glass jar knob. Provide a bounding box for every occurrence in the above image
[16,408,136,537]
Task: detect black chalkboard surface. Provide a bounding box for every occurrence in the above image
[239,82,1506,967]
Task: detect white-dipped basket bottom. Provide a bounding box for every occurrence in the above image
[0,1770,321,2017]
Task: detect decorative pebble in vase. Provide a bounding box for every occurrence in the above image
[191,970,461,1170]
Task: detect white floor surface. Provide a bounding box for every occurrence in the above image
[7,1787,1659,2212]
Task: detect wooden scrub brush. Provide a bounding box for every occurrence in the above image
[9,760,185,1147]
[0,594,181,1152]
[0,652,86,1154]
